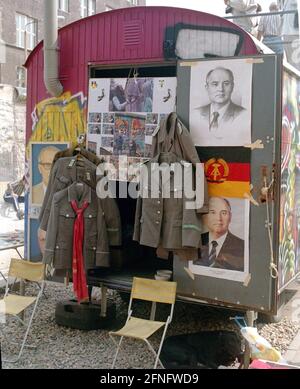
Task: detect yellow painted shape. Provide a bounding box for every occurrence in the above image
[26,91,87,156]
[208,181,250,198]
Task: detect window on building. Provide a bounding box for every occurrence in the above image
[59,0,69,12]
[16,14,37,50]
[16,66,26,88]
[81,0,96,18]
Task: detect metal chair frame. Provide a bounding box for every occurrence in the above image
[0,258,45,363]
[109,277,177,369]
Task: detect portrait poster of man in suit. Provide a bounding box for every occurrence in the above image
[190,196,250,282]
[189,58,253,147]
[30,142,69,208]
[29,142,69,261]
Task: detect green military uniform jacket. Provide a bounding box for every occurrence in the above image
[43,182,121,270]
[151,112,209,214]
[39,156,101,231]
[133,152,203,259]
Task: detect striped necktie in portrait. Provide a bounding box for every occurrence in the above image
[209,112,219,130]
[209,240,218,267]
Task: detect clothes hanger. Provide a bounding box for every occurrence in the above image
[133,68,139,84]
[73,134,86,159]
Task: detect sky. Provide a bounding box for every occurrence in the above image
[146,0,274,15]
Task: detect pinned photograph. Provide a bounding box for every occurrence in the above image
[152,78,177,113]
[190,196,250,282]
[101,136,114,149]
[130,117,145,137]
[88,78,110,112]
[88,124,101,135]
[30,142,69,207]
[145,125,157,136]
[109,78,154,113]
[189,59,252,147]
[102,124,114,135]
[103,113,115,124]
[115,115,130,136]
[146,113,159,125]
[113,134,129,155]
[89,112,102,123]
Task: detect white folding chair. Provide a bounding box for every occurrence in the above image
[0,258,45,363]
[109,277,177,369]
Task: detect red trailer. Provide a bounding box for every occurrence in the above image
[24,6,300,322]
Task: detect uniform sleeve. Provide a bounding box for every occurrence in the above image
[133,167,145,242]
[43,198,59,265]
[151,129,158,158]
[101,196,122,246]
[133,195,142,242]
[95,199,110,267]
[176,121,208,213]
[182,192,203,248]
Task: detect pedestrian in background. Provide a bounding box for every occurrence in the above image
[224,0,260,34]
[257,2,284,54]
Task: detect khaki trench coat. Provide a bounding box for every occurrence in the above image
[43,182,121,270]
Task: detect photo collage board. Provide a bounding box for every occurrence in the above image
[87,77,177,181]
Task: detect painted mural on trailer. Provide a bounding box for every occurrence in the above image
[28,91,87,145]
[279,71,300,289]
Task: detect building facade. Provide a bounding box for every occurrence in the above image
[0,0,144,183]
[0,0,145,87]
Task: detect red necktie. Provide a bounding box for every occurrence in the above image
[71,200,89,303]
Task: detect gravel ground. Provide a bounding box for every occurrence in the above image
[1,282,299,369]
